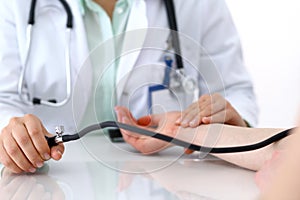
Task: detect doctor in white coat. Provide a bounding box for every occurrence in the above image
[0,0,258,173]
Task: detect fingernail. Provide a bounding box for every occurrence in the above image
[56,149,62,156]
[189,121,196,127]
[202,117,210,123]
[175,118,181,124]
[29,167,36,173]
[191,118,199,126]
[181,120,188,127]
[44,153,50,160]
[36,162,44,168]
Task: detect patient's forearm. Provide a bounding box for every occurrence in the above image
[175,124,287,171]
[259,129,300,199]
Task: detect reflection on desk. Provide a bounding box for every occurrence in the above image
[0,134,259,200]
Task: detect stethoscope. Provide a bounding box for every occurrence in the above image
[18,0,73,107]
[163,0,197,94]
[19,0,292,155]
[46,121,292,154]
[18,0,197,107]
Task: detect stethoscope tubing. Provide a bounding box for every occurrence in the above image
[20,0,192,107]
[19,0,73,107]
[46,121,292,154]
[164,0,184,69]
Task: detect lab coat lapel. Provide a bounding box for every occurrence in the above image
[35,0,91,76]
[67,0,93,123]
[37,0,61,8]
[116,0,148,101]
[67,0,91,76]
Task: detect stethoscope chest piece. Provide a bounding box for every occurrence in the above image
[169,69,197,94]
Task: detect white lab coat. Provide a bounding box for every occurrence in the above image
[0,0,258,132]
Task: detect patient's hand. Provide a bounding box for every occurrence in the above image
[114,106,181,154]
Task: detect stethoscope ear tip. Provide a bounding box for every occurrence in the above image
[32,98,41,105]
[48,99,57,103]
[32,98,57,105]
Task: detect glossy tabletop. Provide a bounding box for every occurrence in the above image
[0,133,260,200]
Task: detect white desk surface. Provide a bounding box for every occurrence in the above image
[0,134,260,200]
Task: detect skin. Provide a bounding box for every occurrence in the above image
[176,93,248,128]
[0,114,64,173]
[94,0,116,19]
[115,106,289,171]
[0,1,247,174]
[116,106,300,196]
[259,127,300,199]
[0,0,114,174]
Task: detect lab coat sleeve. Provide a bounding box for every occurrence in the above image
[199,0,258,127]
[0,1,27,130]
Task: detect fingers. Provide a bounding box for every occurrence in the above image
[115,107,141,139]
[3,132,37,173]
[118,116,141,147]
[137,114,165,128]
[115,106,137,125]
[137,115,152,126]
[175,102,198,127]
[0,139,23,173]
[176,93,245,127]
[0,114,61,174]
[115,106,123,122]
[1,124,38,173]
[176,95,210,127]
[201,110,226,124]
[202,102,246,127]
[115,106,137,123]
[120,114,141,138]
[116,110,159,154]
[200,94,226,118]
[115,106,156,133]
[115,106,167,129]
[177,94,225,127]
[11,122,45,169]
[24,115,50,160]
[50,144,64,161]
[177,104,200,128]
[115,107,177,154]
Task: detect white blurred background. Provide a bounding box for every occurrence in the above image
[225,0,300,128]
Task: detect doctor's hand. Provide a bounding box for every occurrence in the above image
[114,106,181,154]
[176,93,247,128]
[0,114,64,174]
